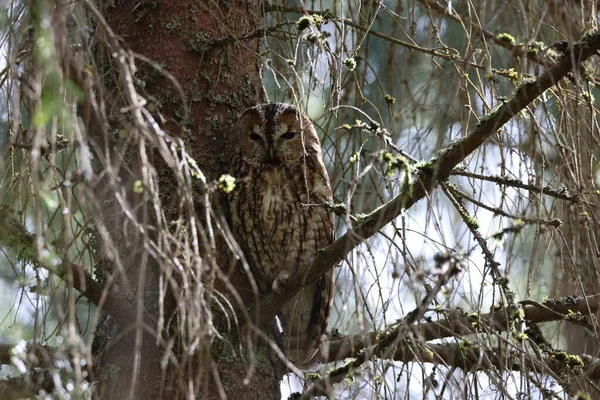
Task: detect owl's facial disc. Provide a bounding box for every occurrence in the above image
[247,124,279,164]
[267,123,299,163]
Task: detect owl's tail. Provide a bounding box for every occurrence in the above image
[279,269,335,369]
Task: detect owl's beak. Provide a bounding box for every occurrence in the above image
[268,145,275,160]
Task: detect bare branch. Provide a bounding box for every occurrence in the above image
[0,208,139,328]
[418,0,555,68]
[301,258,460,398]
[326,294,600,362]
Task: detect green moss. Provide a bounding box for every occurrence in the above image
[576,391,592,400]
[515,77,537,95]
[414,160,434,170]
[581,90,595,105]
[513,332,528,342]
[564,310,588,324]
[467,312,480,328]
[459,339,472,350]
[133,180,144,193]
[305,372,322,380]
[305,31,331,45]
[494,276,509,288]
[465,216,479,229]
[384,94,396,104]
[510,308,525,320]
[344,57,356,71]
[311,14,324,26]
[553,351,584,369]
[296,16,311,31]
[296,14,326,31]
[217,174,236,193]
[164,17,181,34]
[476,107,502,127]
[187,32,212,53]
[498,68,524,85]
[542,295,578,307]
[526,45,538,56]
[497,33,516,46]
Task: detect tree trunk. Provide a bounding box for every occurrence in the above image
[90,1,282,398]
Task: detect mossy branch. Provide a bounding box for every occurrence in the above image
[325,293,600,362]
[252,30,600,322]
[305,339,598,398]
[301,294,600,397]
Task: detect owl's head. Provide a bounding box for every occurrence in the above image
[236,103,322,166]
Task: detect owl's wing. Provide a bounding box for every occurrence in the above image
[280,206,335,368]
[279,269,334,368]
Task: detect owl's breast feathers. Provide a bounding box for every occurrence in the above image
[231,162,332,281]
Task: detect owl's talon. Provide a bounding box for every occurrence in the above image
[272,273,290,294]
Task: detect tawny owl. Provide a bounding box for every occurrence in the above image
[229,103,335,368]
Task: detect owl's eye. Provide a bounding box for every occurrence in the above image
[281,131,296,140]
[250,133,261,141]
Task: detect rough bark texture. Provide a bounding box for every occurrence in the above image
[91,1,282,398]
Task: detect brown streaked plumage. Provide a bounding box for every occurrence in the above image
[229,103,335,368]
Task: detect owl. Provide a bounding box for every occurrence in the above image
[228,103,335,368]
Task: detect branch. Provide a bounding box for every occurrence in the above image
[0,370,55,399]
[254,31,600,321]
[418,0,555,68]
[0,343,55,367]
[265,4,490,71]
[301,260,460,399]
[303,293,600,397]
[326,294,599,362]
[0,208,138,328]
[450,170,579,203]
[307,340,600,398]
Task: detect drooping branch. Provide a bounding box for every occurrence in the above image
[254,31,600,322]
[325,294,599,362]
[418,0,556,69]
[0,208,139,328]
[301,257,461,399]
